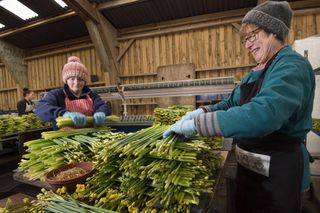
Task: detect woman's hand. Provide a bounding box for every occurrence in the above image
[63,112,86,127]
[93,112,106,126]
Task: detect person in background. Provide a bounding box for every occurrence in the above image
[17,88,35,116]
[163,1,315,213]
[35,56,111,130]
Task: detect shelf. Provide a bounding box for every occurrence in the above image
[196,100,213,104]
[0,147,18,156]
[93,76,234,101]
[122,102,157,106]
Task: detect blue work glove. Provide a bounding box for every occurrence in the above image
[63,111,86,127]
[163,119,197,138]
[181,108,204,121]
[93,112,106,126]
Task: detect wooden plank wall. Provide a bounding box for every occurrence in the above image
[0,41,107,111]
[0,64,18,111]
[1,12,320,114]
[25,47,106,100]
[119,13,320,115]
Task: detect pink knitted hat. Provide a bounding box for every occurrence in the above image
[62,56,89,83]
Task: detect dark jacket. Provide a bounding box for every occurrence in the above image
[17,99,34,116]
[35,85,111,129]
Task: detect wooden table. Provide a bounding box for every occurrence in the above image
[13,171,51,190]
[0,193,35,207]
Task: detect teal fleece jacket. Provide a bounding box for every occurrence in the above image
[196,46,315,140]
[196,46,315,192]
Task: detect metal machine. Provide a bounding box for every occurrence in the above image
[92,76,235,116]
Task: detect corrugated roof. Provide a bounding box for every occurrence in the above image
[0,0,68,30]
[2,16,88,49]
[0,0,310,49]
[101,0,257,29]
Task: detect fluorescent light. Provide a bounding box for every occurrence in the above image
[54,0,68,8]
[0,0,38,20]
[0,23,5,29]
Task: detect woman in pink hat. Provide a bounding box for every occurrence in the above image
[35,56,111,129]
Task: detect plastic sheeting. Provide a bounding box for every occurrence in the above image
[293,36,320,119]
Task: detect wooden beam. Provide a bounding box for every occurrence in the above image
[63,0,99,23]
[294,7,320,16]
[118,6,320,41]
[85,20,111,72]
[25,43,94,61]
[97,0,147,10]
[118,17,242,41]
[119,64,255,78]
[117,38,135,61]
[119,7,250,35]
[290,0,320,10]
[0,11,76,38]
[195,64,255,72]
[118,0,320,39]
[30,81,106,92]
[28,36,91,55]
[120,73,157,78]
[64,0,120,86]
[231,22,241,31]
[97,12,120,72]
[0,87,18,92]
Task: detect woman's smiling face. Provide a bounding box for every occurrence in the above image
[242,24,278,64]
[66,76,85,96]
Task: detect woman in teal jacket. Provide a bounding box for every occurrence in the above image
[164,1,315,213]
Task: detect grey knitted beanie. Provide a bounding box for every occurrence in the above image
[242,1,293,41]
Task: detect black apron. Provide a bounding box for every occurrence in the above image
[235,53,303,213]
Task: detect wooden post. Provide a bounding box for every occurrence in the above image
[231,23,241,31]
[64,0,120,84]
[117,39,135,61]
[85,20,111,73]
[97,13,119,70]
[17,84,22,101]
[63,0,99,23]
[64,0,122,115]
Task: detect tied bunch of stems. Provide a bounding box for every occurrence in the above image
[0,115,28,135]
[18,128,116,180]
[83,125,223,213]
[120,135,222,213]
[312,118,320,133]
[56,115,120,128]
[21,113,52,130]
[18,139,65,180]
[29,189,117,213]
[83,125,168,211]
[0,114,50,135]
[153,105,194,125]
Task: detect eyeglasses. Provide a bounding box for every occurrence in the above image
[242,28,261,44]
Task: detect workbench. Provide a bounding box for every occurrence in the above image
[0,127,52,156]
